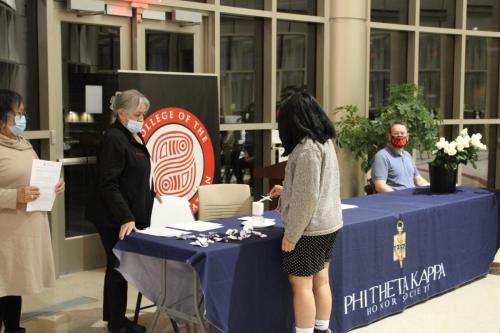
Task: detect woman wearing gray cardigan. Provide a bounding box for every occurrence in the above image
[269,92,342,333]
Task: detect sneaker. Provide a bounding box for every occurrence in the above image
[313,329,331,333]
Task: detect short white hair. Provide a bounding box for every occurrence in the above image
[110,89,150,115]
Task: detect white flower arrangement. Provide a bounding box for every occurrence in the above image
[431,128,487,170]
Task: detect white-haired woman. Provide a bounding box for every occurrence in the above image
[86,89,155,333]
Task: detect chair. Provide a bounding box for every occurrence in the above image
[133,196,194,332]
[365,178,378,195]
[198,184,252,221]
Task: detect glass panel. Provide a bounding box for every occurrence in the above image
[61,23,120,158]
[277,21,316,102]
[28,139,42,160]
[61,22,120,237]
[419,34,455,119]
[146,31,194,72]
[467,0,500,31]
[220,15,263,124]
[220,130,263,197]
[420,0,456,28]
[371,0,409,25]
[0,1,39,129]
[277,0,317,16]
[460,125,497,188]
[464,37,499,119]
[64,164,97,237]
[414,126,459,182]
[369,29,408,118]
[221,0,263,10]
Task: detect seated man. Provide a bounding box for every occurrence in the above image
[371,121,429,192]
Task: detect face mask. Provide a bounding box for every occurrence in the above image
[9,115,26,135]
[390,135,408,149]
[126,119,143,134]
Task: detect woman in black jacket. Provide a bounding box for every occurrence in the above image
[86,89,155,333]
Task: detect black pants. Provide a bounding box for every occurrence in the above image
[0,296,22,331]
[97,226,128,330]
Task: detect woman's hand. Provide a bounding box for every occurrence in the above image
[281,236,296,252]
[119,221,137,240]
[55,178,65,195]
[16,186,40,203]
[268,185,283,198]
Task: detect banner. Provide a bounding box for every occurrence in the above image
[118,71,219,212]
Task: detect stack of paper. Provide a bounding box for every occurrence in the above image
[27,159,62,212]
[237,216,276,224]
[168,221,223,232]
[137,227,188,237]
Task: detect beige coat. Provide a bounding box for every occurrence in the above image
[0,134,55,297]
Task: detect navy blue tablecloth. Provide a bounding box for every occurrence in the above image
[114,187,499,333]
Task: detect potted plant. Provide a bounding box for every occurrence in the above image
[335,84,442,191]
[429,128,487,193]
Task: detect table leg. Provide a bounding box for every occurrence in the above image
[192,271,207,333]
[147,259,168,333]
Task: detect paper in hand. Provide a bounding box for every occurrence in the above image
[26,159,62,212]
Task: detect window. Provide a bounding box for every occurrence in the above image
[220,15,264,124]
[221,0,263,10]
[61,23,120,158]
[419,34,456,119]
[467,0,500,31]
[220,130,263,197]
[371,0,409,25]
[146,31,194,72]
[465,37,500,119]
[277,0,316,16]
[61,23,121,237]
[369,29,408,118]
[460,125,496,188]
[0,1,39,130]
[277,20,316,101]
[420,0,456,28]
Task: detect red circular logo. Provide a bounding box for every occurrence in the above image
[142,107,215,213]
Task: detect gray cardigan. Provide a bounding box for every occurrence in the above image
[278,138,343,243]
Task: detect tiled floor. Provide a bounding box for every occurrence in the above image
[18,251,500,333]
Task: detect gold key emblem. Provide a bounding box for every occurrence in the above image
[393,220,406,268]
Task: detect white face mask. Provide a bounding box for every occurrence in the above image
[9,115,27,135]
[126,118,143,134]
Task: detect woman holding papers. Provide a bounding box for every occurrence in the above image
[269,92,342,333]
[85,90,155,333]
[0,89,64,333]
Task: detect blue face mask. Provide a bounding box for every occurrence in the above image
[9,115,27,135]
[126,119,143,134]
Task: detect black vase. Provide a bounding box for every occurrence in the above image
[428,163,457,193]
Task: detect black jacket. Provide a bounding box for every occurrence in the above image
[85,121,154,229]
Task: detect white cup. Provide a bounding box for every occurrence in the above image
[252,201,264,226]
